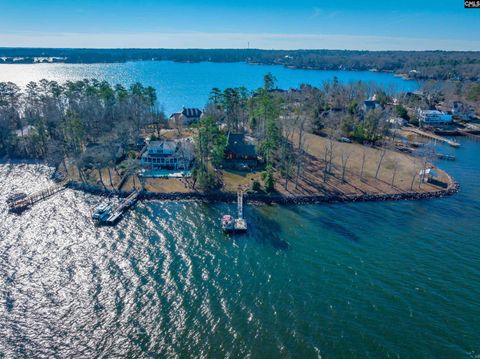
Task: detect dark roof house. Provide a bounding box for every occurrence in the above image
[169,107,203,126]
[362,100,381,112]
[181,107,202,119]
[224,133,258,170]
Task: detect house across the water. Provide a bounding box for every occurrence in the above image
[169,107,203,127]
[224,133,258,170]
[140,138,194,171]
[418,110,453,125]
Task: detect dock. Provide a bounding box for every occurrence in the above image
[8,182,68,213]
[96,190,140,225]
[221,189,247,233]
[435,153,456,161]
[460,131,480,142]
[234,190,247,232]
[403,127,460,148]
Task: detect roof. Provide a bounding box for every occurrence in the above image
[420,110,444,115]
[228,133,245,145]
[226,133,257,157]
[364,100,379,108]
[169,112,182,121]
[181,107,202,118]
[227,144,257,157]
[148,140,177,152]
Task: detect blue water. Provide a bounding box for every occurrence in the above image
[0,61,418,115]
[0,62,478,358]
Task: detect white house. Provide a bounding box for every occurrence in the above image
[418,110,453,125]
[140,139,194,171]
[388,117,408,127]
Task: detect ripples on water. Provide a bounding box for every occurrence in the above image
[1,139,479,359]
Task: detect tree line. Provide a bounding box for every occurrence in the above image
[0,79,162,181]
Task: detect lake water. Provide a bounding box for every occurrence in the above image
[0,61,418,115]
[1,63,479,359]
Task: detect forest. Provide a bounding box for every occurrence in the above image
[2,48,480,81]
[0,79,163,181]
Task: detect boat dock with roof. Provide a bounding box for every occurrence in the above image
[93,190,140,225]
[222,189,247,233]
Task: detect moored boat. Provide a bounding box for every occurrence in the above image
[221,214,235,233]
[92,202,113,222]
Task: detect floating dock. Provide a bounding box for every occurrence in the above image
[221,190,247,233]
[403,127,460,148]
[8,182,67,213]
[95,190,140,225]
[435,153,456,161]
[460,131,480,142]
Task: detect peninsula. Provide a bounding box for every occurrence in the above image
[2,72,468,208]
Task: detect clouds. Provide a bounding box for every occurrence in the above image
[1,31,479,50]
[310,7,340,19]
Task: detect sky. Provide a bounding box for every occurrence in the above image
[0,0,479,50]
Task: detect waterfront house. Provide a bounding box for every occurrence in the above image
[141,139,194,171]
[169,107,203,127]
[362,100,381,112]
[224,133,258,170]
[418,110,453,125]
[452,101,476,121]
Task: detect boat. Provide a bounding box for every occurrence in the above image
[221,215,235,233]
[7,192,27,205]
[94,190,141,225]
[92,202,113,222]
[221,190,248,234]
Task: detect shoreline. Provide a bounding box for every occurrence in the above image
[66,177,459,206]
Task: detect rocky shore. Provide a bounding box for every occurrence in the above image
[66,179,460,206]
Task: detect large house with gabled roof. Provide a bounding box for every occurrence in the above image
[223,133,258,170]
[169,107,203,127]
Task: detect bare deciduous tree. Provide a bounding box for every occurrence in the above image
[340,150,351,183]
[375,146,387,179]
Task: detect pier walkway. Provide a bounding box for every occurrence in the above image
[403,127,460,148]
[8,181,68,213]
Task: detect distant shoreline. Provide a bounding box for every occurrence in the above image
[2,48,478,81]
